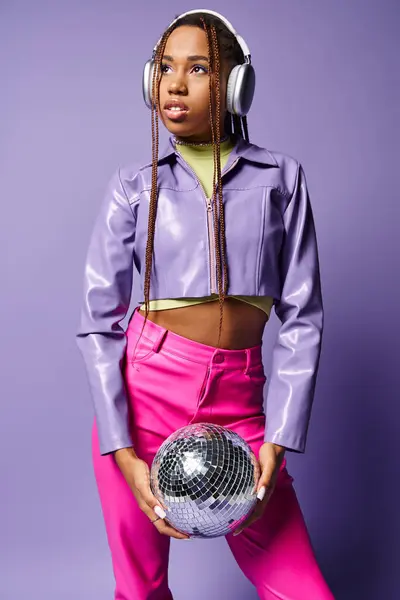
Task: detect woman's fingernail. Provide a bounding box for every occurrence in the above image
[182,537,192,541]
[154,506,167,519]
[233,530,242,536]
[257,486,266,501]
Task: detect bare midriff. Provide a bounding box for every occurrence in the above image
[138,298,269,350]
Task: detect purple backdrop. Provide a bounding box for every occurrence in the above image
[1,1,398,599]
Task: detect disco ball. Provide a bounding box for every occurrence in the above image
[150,423,261,538]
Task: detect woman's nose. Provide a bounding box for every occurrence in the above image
[167,72,188,94]
[168,81,187,94]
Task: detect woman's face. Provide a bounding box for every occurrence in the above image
[157,25,230,143]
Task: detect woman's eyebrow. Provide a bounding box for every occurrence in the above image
[162,54,209,62]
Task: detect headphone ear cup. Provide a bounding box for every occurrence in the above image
[226,63,256,117]
[143,58,155,109]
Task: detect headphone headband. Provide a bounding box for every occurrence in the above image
[152,9,251,63]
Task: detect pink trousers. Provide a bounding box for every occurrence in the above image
[92,308,334,600]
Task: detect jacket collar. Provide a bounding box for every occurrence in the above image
[140,134,278,170]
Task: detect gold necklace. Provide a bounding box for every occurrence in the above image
[173,134,230,147]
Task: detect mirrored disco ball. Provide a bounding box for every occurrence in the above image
[150,423,261,538]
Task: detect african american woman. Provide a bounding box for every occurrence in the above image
[76,9,334,600]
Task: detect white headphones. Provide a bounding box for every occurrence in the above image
[142,9,255,117]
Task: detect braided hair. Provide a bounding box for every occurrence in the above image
[141,13,250,348]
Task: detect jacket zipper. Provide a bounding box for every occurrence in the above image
[205,197,217,293]
[176,156,240,294]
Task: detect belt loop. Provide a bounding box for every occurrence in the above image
[152,327,168,353]
[244,348,251,375]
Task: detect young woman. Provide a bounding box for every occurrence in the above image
[76,9,334,600]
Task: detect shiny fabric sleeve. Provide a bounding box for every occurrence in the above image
[264,163,324,453]
[76,169,136,456]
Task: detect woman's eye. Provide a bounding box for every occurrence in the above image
[160,64,208,74]
[192,65,208,74]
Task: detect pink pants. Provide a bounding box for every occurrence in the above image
[92,308,334,600]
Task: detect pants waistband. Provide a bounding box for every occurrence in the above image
[127,307,263,371]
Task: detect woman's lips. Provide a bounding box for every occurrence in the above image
[164,107,189,122]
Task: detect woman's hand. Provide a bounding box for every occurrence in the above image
[114,448,190,540]
[232,442,286,536]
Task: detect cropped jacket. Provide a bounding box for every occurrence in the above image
[76,134,324,456]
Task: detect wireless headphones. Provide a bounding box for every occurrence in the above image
[142,9,255,117]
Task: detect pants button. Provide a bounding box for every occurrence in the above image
[214,352,224,363]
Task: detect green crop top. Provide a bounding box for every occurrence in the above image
[139,136,274,317]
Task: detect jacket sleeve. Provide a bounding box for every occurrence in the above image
[264,162,324,453]
[76,169,136,456]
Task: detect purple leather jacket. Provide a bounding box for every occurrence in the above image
[76,134,324,456]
